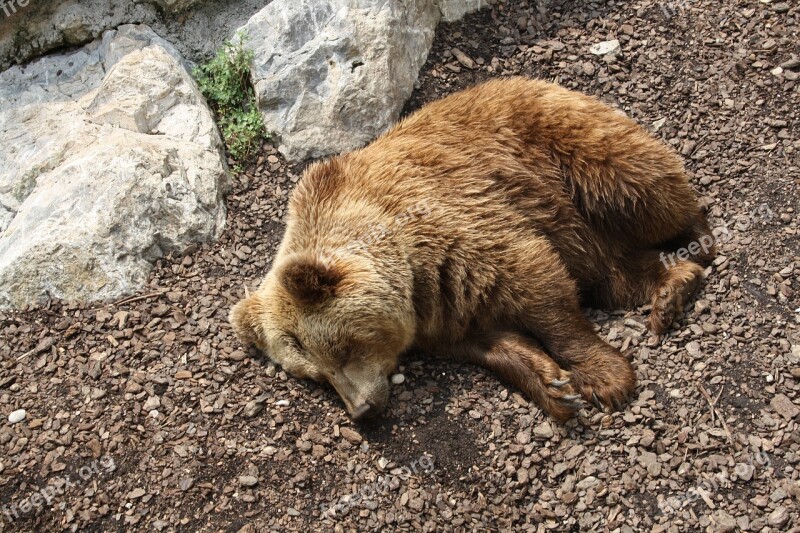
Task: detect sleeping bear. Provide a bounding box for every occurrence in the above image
[230,77,714,421]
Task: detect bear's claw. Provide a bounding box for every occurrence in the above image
[591,392,605,411]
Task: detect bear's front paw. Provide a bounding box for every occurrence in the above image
[570,352,636,412]
[538,368,584,421]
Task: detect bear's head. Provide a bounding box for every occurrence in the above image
[229,250,416,419]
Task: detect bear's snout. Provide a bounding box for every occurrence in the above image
[329,363,390,420]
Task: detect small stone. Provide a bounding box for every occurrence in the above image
[239,475,258,487]
[391,373,405,385]
[565,444,585,460]
[533,422,554,438]
[8,409,26,424]
[768,506,788,527]
[780,58,800,70]
[175,370,192,379]
[128,488,146,499]
[714,510,737,532]
[244,400,264,418]
[275,399,290,407]
[589,39,620,56]
[340,427,363,444]
[772,2,790,13]
[179,477,194,491]
[639,450,658,469]
[143,396,161,411]
[770,394,799,420]
[451,47,476,69]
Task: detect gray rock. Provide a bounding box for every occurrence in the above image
[589,39,621,56]
[0,0,277,71]
[8,409,26,424]
[0,1,164,70]
[237,0,485,161]
[244,400,264,418]
[143,396,162,411]
[239,475,259,487]
[768,506,788,527]
[0,25,228,309]
[533,421,554,438]
[770,393,799,420]
[438,0,486,22]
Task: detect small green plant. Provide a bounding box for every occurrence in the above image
[194,35,267,163]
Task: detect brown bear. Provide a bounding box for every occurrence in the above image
[230,77,714,421]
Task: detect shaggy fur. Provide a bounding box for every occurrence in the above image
[230,77,714,421]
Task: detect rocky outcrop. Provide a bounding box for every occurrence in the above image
[237,0,486,161]
[0,25,229,309]
[439,0,486,21]
[0,0,275,71]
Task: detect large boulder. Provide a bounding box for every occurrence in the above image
[0,0,275,71]
[237,0,485,161]
[0,25,229,309]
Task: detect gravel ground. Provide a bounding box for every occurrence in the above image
[1,0,799,531]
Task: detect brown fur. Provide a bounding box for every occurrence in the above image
[230,77,714,421]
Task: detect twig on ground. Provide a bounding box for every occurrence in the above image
[697,382,735,453]
[104,291,166,309]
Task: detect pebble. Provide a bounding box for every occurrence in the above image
[770,394,799,420]
[589,39,620,56]
[244,400,264,418]
[451,48,476,69]
[8,409,26,424]
[239,475,258,487]
[340,427,363,444]
[391,373,405,385]
[768,506,788,527]
[143,396,161,411]
[533,422,554,438]
[128,488,146,499]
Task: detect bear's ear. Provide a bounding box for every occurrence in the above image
[280,254,343,305]
[229,293,263,346]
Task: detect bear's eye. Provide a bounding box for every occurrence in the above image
[335,342,358,363]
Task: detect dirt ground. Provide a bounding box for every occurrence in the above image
[1,0,798,531]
